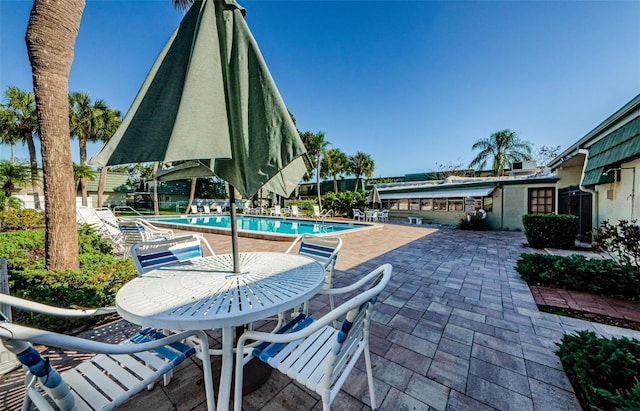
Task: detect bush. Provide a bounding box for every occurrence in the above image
[522,214,578,249]
[321,191,368,217]
[593,219,640,269]
[515,253,640,300]
[0,208,45,231]
[556,330,640,411]
[0,227,137,332]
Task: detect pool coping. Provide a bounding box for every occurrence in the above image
[143,214,383,242]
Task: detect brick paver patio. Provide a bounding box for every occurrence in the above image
[2,222,639,410]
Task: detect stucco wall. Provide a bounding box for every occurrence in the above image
[556,165,584,189]
[501,186,527,230]
[595,158,640,225]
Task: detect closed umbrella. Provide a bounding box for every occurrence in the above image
[366,184,381,208]
[90,0,309,272]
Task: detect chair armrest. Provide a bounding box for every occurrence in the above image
[0,294,116,317]
[0,323,206,356]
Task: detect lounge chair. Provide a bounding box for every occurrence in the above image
[203,204,211,213]
[290,205,300,217]
[129,234,215,275]
[234,264,393,411]
[118,220,174,258]
[312,205,332,220]
[190,204,199,214]
[379,209,389,222]
[0,294,211,411]
[76,206,124,254]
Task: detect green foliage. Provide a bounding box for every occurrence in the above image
[458,214,489,230]
[593,219,640,269]
[522,214,579,249]
[321,190,368,217]
[0,227,136,332]
[0,208,44,231]
[515,253,640,300]
[556,330,640,411]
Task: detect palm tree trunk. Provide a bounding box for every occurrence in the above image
[26,0,84,270]
[79,136,88,206]
[152,161,159,215]
[186,177,197,214]
[354,174,360,191]
[97,166,107,208]
[316,153,322,208]
[24,134,41,209]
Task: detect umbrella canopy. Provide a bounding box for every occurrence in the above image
[90,0,309,273]
[90,0,309,200]
[366,184,381,205]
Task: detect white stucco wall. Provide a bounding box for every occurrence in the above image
[595,158,640,225]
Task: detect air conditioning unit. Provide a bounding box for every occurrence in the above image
[511,161,537,171]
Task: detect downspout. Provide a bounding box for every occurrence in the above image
[577,149,598,236]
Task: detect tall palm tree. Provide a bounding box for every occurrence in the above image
[301,131,330,207]
[0,160,31,210]
[0,110,21,162]
[469,129,532,176]
[26,0,84,270]
[349,151,374,191]
[0,87,41,210]
[321,148,348,193]
[69,92,120,206]
[95,108,121,208]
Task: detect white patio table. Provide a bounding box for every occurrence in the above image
[116,252,325,411]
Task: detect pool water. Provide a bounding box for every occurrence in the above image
[144,215,370,236]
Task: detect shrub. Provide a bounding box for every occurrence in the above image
[0,208,45,231]
[556,330,640,410]
[0,227,136,332]
[593,219,640,270]
[321,191,368,217]
[522,214,578,249]
[515,253,640,300]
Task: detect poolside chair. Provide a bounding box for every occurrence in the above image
[76,206,125,254]
[130,234,215,275]
[118,220,174,258]
[286,234,343,311]
[203,204,211,214]
[272,205,282,216]
[290,205,300,217]
[215,205,223,214]
[352,208,365,221]
[0,293,211,411]
[312,205,332,220]
[379,210,389,223]
[234,263,392,411]
[190,204,199,214]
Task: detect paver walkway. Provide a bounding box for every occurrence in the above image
[2,222,640,411]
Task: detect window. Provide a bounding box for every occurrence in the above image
[398,199,409,210]
[433,198,447,210]
[421,198,432,211]
[409,199,420,211]
[483,196,493,212]
[448,198,464,211]
[528,187,555,214]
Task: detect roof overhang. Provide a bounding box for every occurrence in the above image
[380,187,495,200]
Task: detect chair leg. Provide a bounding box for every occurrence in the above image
[364,345,377,410]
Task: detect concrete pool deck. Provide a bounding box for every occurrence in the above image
[2,222,639,410]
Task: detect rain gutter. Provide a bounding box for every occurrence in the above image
[577,149,598,233]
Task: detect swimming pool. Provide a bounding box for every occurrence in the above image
[142,214,377,240]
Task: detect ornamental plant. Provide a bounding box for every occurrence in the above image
[593,219,640,270]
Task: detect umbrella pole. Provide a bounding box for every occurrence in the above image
[229,185,240,273]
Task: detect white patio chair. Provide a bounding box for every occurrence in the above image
[0,294,212,411]
[290,205,300,217]
[130,234,215,275]
[312,205,332,220]
[118,220,174,258]
[190,204,199,214]
[286,234,343,311]
[76,206,124,254]
[352,208,365,221]
[234,263,393,411]
[215,205,223,214]
[379,210,389,223]
[203,204,211,214]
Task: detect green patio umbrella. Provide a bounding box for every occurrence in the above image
[90,0,309,272]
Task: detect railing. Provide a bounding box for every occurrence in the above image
[113,205,144,216]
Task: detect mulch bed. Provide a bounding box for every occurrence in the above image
[538,305,640,332]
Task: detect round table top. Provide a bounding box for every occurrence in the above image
[116,252,325,330]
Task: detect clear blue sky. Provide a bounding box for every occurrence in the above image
[1,0,639,178]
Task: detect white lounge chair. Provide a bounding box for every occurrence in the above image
[190,204,199,214]
[118,220,174,258]
[0,294,211,411]
[76,206,124,254]
[203,204,211,214]
[234,264,393,411]
[290,205,301,218]
[312,205,332,220]
[379,210,389,223]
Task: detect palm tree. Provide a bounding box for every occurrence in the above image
[0,160,31,210]
[0,110,21,162]
[95,108,122,208]
[469,129,532,176]
[25,0,84,270]
[69,92,120,206]
[0,87,42,210]
[301,131,330,207]
[321,148,348,193]
[349,151,374,191]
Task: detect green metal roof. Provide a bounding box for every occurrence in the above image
[582,116,640,186]
[85,172,133,193]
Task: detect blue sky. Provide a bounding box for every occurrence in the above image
[1,0,639,178]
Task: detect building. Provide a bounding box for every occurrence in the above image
[548,93,640,241]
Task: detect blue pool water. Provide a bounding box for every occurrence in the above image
[143,215,370,236]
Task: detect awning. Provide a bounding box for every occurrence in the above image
[380,187,495,200]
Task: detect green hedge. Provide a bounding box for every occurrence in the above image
[0,208,45,231]
[522,214,579,249]
[516,253,640,300]
[557,330,640,411]
[0,227,137,332]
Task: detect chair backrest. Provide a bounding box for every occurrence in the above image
[215,205,223,213]
[130,234,215,274]
[274,205,281,215]
[286,234,342,285]
[77,206,122,239]
[313,205,321,216]
[203,204,211,213]
[119,220,149,251]
[94,207,119,226]
[190,204,199,214]
[291,205,299,216]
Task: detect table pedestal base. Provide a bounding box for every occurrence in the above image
[211,356,273,396]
